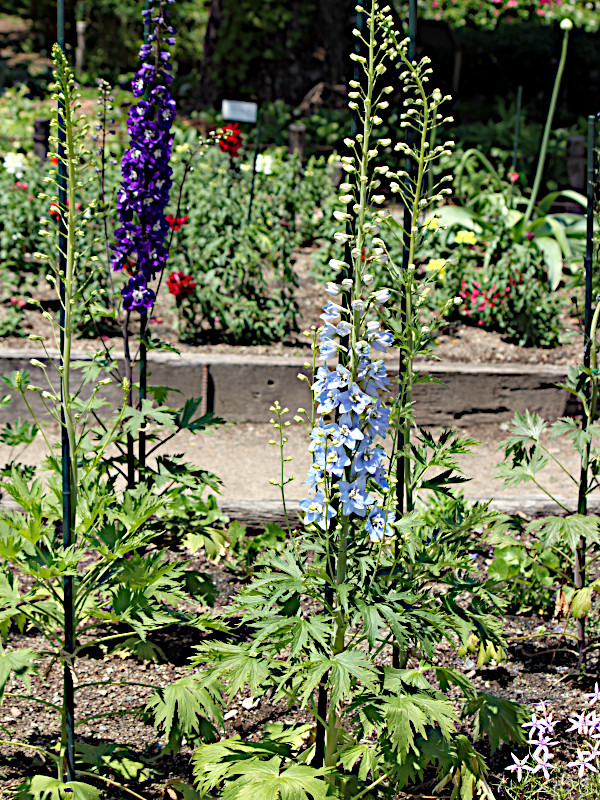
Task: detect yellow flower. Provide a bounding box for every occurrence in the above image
[426,258,446,278]
[455,230,477,245]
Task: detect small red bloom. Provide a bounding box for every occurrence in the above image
[50,157,59,166]
[166,213,189,231]
[48,199,82,218]
[15,181,29,191]
[218,123,243,158]
[9,297,27,309]
[167,271,196,297]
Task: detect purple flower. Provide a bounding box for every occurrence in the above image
[568,748,598,778]
[530,747,554,779]
[586,683,600,707]
[505,753,531,783]
[111,0,177,307]
[566,711,590,736]
[122,274,155,311]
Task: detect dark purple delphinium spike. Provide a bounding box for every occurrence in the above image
[111,0,176,310]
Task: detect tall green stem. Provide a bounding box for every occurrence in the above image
[522,25,570,229]
[55,10,76,779]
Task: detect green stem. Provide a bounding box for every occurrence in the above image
[77,771,148,800]
[522,26,570,229]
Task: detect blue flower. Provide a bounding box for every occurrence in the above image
[335,414,365,450]
[321,302,344,322]
[338,383,373,415]
[366,507,396,541]
[366,325,394,351]
[299,491,335,530]
[338,477,375,517]
[318,339,345,361]
[352,442,386,475]
[313,443,351,477]
[364,401,391,438]
[302,464,325,490]
[360,360,390,395]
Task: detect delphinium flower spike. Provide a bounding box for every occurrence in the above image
[111,0,177,312]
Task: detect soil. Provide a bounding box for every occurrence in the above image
[0,247,584,367]
[0,526,599,799]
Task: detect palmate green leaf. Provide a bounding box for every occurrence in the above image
[0,418,38,447]
[146,674,222,743]
[338,742,384,783]
[122,398,177,436]
[155,455,223,492]
[503,409,548,446]
[14,776,101,800]
[0,644,39,701]
[465,692,527,753]
[527,514,600,551]
[113,636,166,662]
[176,397,225,433]
[251,614,329,659]
[0,570,20,611]
[76,741,153,782]
[382,693,457,759]
[192,642,272,699]
[89,585,177,639]
[549,416,589,456]
[220,757,330,800]
[356,600,384,648]
[496,447,548,487]
[110,487,165,534]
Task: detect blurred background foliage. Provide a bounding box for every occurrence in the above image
[0,0,599,186]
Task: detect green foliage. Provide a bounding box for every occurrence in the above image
[227,520,288,578]
[170,146,335,344]
[14,776,101,800]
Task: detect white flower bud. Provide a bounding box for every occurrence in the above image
[560,18,573,30]
[334,210,351,222]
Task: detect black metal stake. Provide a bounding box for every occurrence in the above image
[57,0,75,782]
[511,85,523,176]
[574,115,596,669]
[393,0,417,671]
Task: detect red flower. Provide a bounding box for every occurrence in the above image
[9,297,26,309]
[218,123,243,158]
[50,157,59,166]
[48,199,82,218]
[166,213,189,231]
[167,271,196,297]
